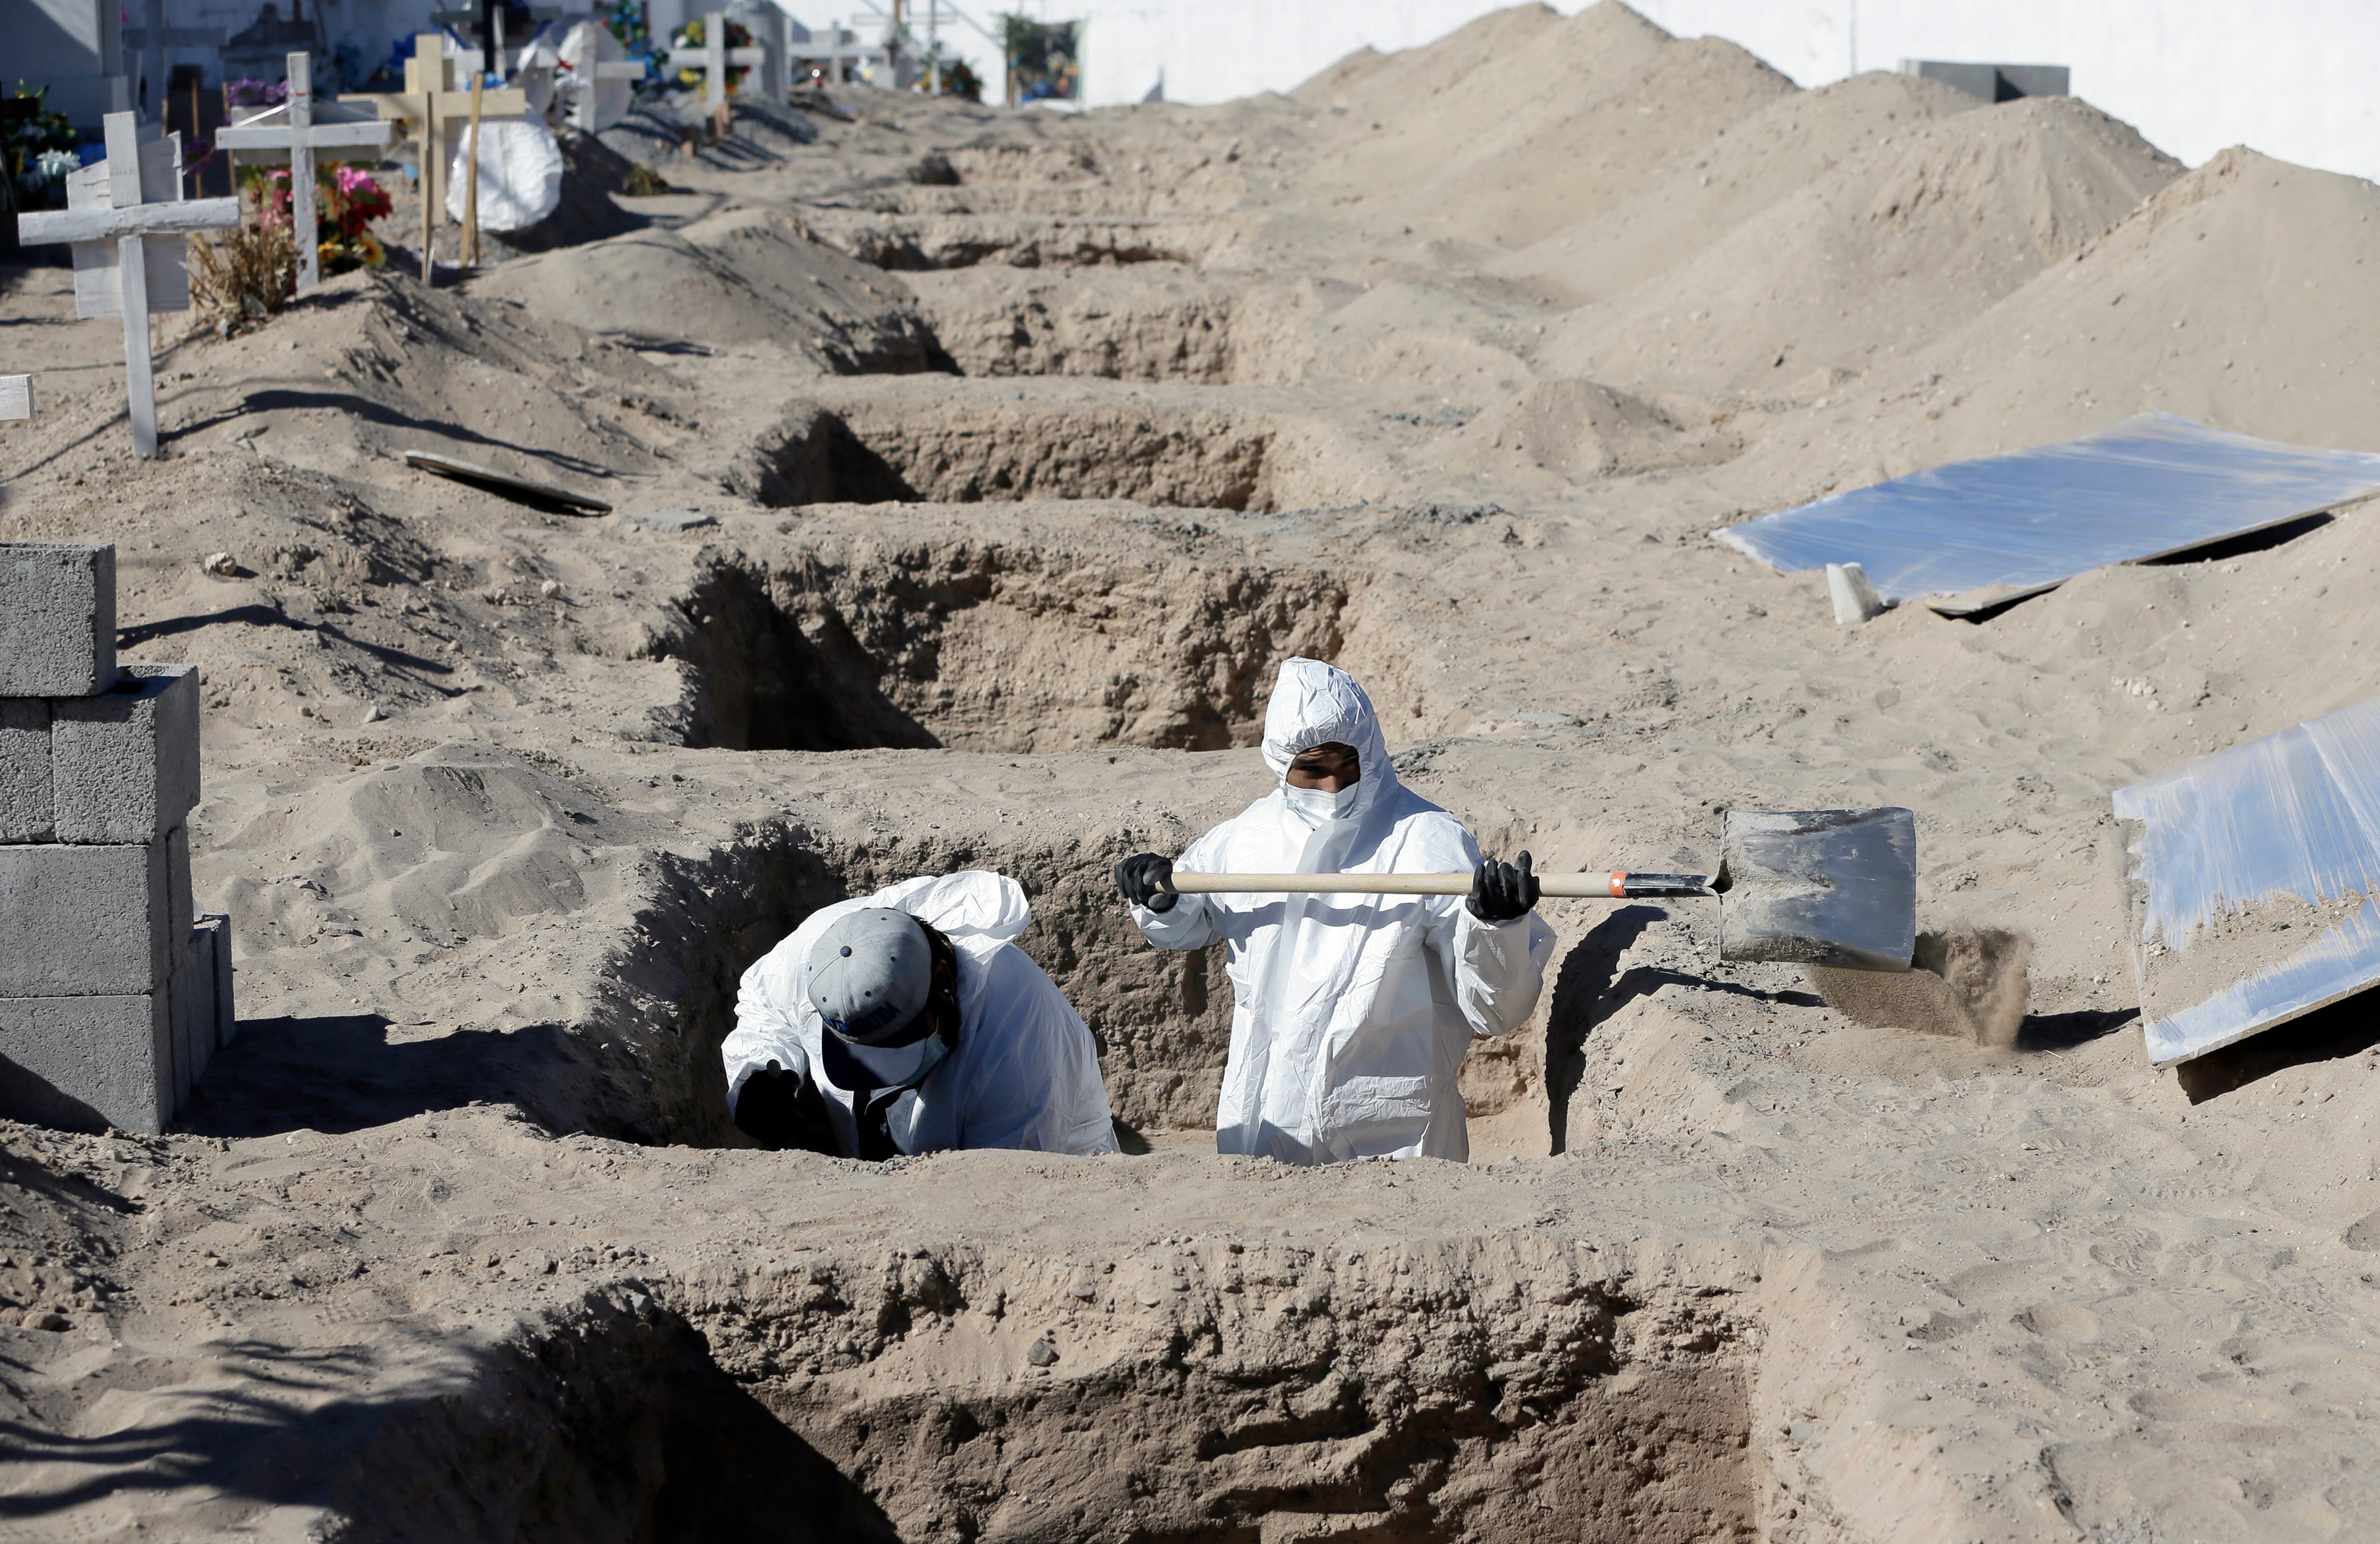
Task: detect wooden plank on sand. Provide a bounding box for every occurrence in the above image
[404,449,613,513]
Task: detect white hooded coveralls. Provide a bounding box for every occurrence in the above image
[1130,659,1556,1163]
[723,872,1119,1157]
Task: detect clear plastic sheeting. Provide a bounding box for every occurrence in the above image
[2113,695,2380,1064]
[1715,413,2380,604]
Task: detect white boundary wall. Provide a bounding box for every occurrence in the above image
[1047,0,2380,187]
[51,0,2380,187]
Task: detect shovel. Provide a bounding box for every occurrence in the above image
[1158,806,1917,972]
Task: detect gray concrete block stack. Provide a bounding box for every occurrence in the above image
[1,542,232,1134]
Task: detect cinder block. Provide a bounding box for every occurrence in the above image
[0,840,171,997]
[0,993,171,1135]
[170,915,233,1103]
[0,701,50,843]
[196,913,234,1050]
[172,926,202,1108]
[168,823,194,944]
[0,543,114,698]
[51,664,200,844]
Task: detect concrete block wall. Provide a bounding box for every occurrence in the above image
[0,542,230,1136]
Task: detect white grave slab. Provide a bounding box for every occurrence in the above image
[1,376,30,423]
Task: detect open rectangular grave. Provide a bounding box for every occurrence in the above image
[595,817,1241,1149]
[333,1235,1759,1544]
[802,212,1230,271]
[654,531,1353,754]
[736,397,1291,511]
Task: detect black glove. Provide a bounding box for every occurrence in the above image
[1468,850,1540,924]
[1115,852,1177,912]
[732,1061,839,1155]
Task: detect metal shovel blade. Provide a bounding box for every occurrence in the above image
[1716,807,1916,971]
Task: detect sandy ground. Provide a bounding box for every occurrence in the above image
[5,5,2380,1539]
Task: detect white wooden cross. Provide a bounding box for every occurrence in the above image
[682,10,767,112]
[792,19,872,83]
[0,376,30,423]
[215,53,396,293]
[15,115,241,459]
[557,21,648,132]
[344,36,528,255]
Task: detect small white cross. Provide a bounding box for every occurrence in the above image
[555,21,647,133]
[15,114,241,459]
[215,53,396,293]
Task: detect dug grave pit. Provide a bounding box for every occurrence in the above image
[654,529,1355,753]
[616,1231,1760,1544]
[735,397,1297,511]
[597,811,1243,1148]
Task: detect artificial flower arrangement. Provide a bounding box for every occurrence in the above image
[3,85,80,210]
[241,160,396,275]
[668,14,755,94]
[222,77,291,109]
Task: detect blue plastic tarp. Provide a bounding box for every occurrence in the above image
[1716,413,2380,604]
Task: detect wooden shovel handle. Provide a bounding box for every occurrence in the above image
[1160,872,1714,899]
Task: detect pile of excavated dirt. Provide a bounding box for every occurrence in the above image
[7,3,2380,1539]
[1490,70,1986,306]
[1537,94,2183,395]
[1291,3,1795,248]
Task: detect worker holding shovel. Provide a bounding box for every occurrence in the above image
[1115,658,1555,1164]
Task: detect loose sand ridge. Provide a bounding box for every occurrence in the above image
[4,3,2380,1538]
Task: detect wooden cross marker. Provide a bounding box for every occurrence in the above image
[557,22,646,133]
[16,114,241,459]
[684,11,767,115]
[214,53,396,293]
[0,375,30,423]
[344,35,526,280]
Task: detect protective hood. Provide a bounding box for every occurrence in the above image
[1260,658,1395,824]
[721,869,1118,1157]
[864,872,1031,952]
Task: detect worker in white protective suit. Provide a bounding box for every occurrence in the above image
[1114,659,1556,1163]
[721,872,1119,1160]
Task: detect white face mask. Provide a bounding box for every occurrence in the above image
[1282,780,1364,823]
[843,1033,944,1088]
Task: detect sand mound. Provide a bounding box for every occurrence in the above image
[1289,2,1572,117]
[1494,70,1983,305]
[1884,148,2380,459]
[1295,3,1794,247]
[1450,377,1739,477]
[472,208,943,370]
[1540,94,2182,395]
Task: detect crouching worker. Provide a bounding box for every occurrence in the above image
[1114,658,1554,1164]
[722,872,1119,1159]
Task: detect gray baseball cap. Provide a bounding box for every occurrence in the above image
[807,908,934,1046]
